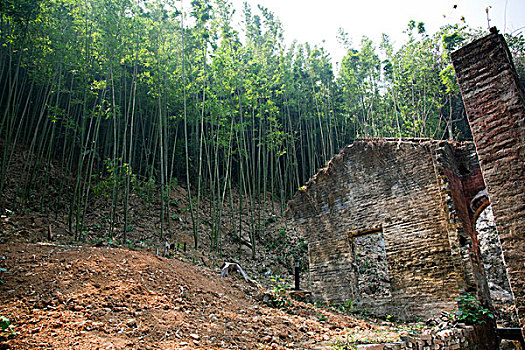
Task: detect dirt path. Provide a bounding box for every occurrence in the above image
[0,243,370,349]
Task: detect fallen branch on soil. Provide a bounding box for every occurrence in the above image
[220,262,251,283]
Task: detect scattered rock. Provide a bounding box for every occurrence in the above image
[91,321,105,330]
[126,318,137,328]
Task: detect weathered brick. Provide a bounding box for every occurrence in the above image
[287,139,487,321]
[452,30,525,337]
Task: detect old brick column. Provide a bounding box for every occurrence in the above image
[452,31,525,336]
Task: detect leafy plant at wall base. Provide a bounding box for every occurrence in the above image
[453,294,494,324]
[336,299,355,314]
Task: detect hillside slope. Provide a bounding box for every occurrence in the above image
[0,243,375,349]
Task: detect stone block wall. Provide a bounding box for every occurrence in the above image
[287,139,487,321]
[451,31,525,335]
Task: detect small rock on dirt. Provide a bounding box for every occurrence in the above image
[126,318,137,328]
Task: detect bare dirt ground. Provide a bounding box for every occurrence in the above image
[0,242,385,350]
[0,145,409,349]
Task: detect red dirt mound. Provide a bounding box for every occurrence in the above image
[0,243,367,349]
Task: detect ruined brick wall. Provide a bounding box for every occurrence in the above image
[452,31,525,335]
[433,143,491,305]
[287,139,486,321]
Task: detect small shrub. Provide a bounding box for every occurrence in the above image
[264,277,292,309]
[0,315,15,337]
[452,294,494,324]
[336,299,355,314]
[124,239,137,250]
[264,215,277,226]
[0,316,10,332]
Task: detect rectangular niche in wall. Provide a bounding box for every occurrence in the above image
[350,226,392,299]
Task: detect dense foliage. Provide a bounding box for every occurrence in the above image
[1,0,524,251]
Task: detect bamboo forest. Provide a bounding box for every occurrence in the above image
[0,0,524,254]
[3,0,525,348]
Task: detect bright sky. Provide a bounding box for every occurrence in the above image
[219,0,525,65]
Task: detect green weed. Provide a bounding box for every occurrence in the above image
[452,293,494,324]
